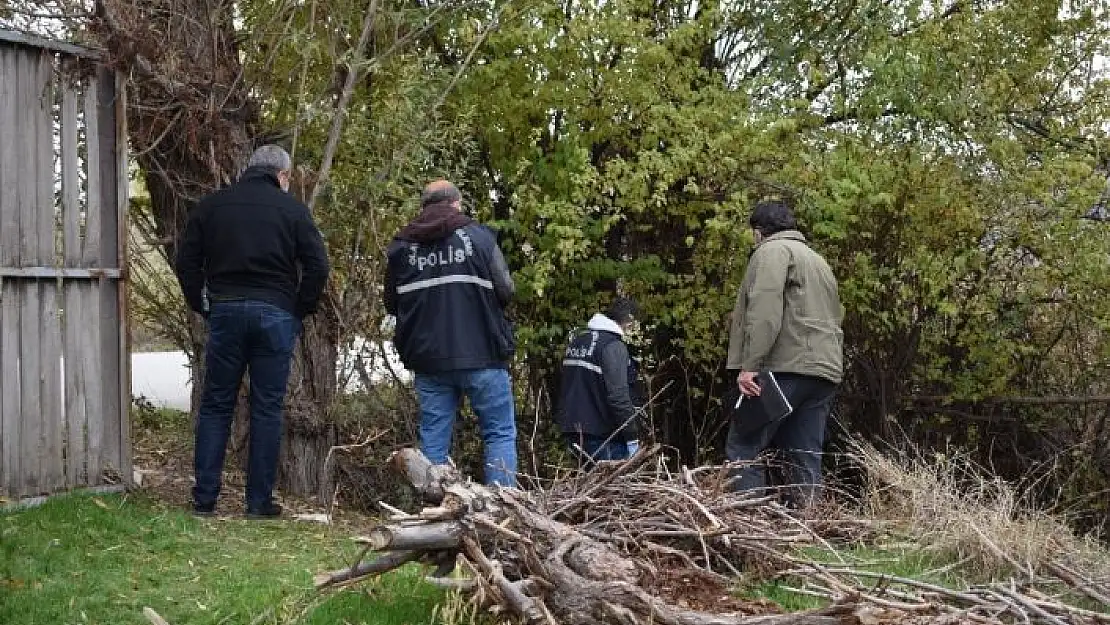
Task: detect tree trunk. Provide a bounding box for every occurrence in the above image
[276,311,339,502]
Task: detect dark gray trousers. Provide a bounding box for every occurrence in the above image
[726,372,837,509]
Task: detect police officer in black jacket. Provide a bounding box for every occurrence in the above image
[384,180,518,487]
[556,297,643,465]
[176,144,330,518]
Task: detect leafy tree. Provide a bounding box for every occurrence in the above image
[442,0,1110,496]
[8,0,1108,527]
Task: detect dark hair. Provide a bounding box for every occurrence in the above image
[607,297,639,325]
[748,199,797,236]
[421,184,462,207]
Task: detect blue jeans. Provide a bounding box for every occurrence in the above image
[415,369,517,487]
[193,300,301,511]
[564,432,630,468]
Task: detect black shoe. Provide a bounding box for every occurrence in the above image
[193,504,216,518]
[245,502,283,519]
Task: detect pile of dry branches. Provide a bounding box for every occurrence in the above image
[315,446,1110,625]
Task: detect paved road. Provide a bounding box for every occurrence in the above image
[131,341,410,411]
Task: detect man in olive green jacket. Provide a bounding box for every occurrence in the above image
[726,199,843,510]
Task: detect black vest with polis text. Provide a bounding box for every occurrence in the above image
[387,224,514,373]
[557,328,625,438]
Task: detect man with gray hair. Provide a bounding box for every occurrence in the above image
[177,144,330,518]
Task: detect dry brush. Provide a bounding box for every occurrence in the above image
[316,447,1110,625]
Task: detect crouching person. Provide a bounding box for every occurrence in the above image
[556,297,643,466]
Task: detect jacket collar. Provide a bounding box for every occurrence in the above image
[239,166,282,188]
[395,200,474,243]
[587,313,623,336]
[759,229,806,246]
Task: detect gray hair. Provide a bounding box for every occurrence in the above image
[248,144,292,173]
[421,183,462,207]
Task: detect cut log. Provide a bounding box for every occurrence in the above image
[367,521,465,551]
[388,448,457,504]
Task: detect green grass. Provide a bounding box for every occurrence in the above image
[741,543,969,611]
[1,488,1020,623]
[0,492,446,625]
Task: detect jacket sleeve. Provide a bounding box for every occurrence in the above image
[726,289,745,370]
[600,340,640,440]
[175,207,206,315]
[740,244,791,371]
[294,209,331,318]
[489,243,515,307]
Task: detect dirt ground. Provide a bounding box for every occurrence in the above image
[131,420,369,525]
[642,566,780,615]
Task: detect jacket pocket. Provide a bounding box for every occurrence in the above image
[800,317,843,367]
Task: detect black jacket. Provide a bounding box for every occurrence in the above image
[175,167,330,318]
[555,314,640,441]
[384,205,515,373]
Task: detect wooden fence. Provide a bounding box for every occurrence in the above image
[0,30,130,499]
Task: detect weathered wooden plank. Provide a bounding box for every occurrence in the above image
[17,50,37,270]
[78,71,108,486]
[61,79,80,267]
[0,48,29,498]
[18,282,42,496]
[0,48,20,262]
[114,71,132,483]
[3,49,26,267]
[63,283,88,487]
[95,67,124,481]
[0,267,122,279]
[0,42,16,495]
[34,51,65,492]
[0,29,103,60]
[33,51,54,266]
[0,280,17,498]
[41,283,64,492]
[14,49,43,497]
[82,77,101,266]
[0,47,14,490]
[81,282,103,485]
[96,286,123,478]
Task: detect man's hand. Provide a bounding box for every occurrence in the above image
[737,371,761,397]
